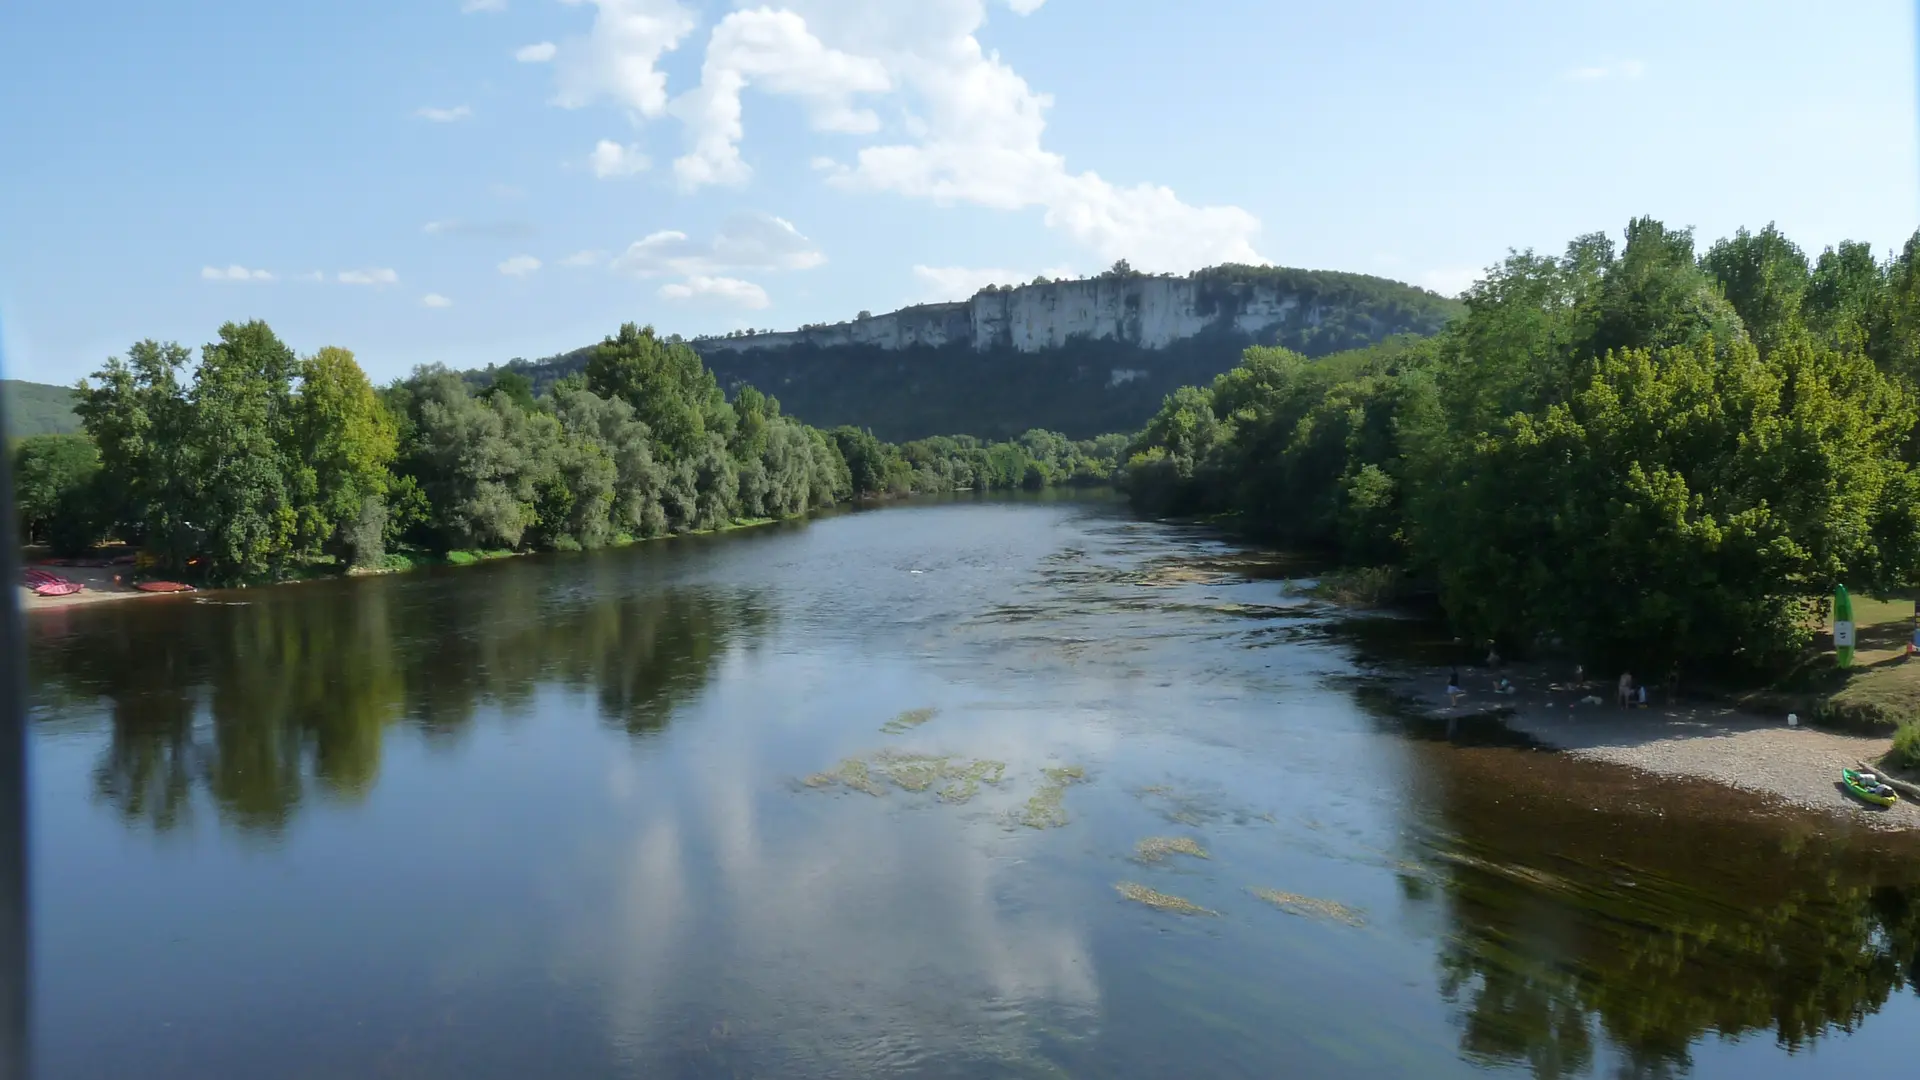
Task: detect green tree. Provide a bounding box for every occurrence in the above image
[74,339,198,561]
[12,433,102,551]
[1702,223,1810,353]
[585,323,723,462]
[294,346,398,566]
[188,321,301,581]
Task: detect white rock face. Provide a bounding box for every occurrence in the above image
[698,275,1329,356]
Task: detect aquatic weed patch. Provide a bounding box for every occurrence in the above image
[1249,888,1366,927]
[880,707,940,735]
[802,751,1008,804]
[1133,836,1211,864]
[1019,765,1089,828]
[1116,882,1216,915]
[803,758,889,796]
[939,757,1008,803]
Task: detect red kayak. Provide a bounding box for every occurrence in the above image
[22,568,84,596]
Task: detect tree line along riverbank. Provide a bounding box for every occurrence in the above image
[9,320,1133,590]
[1124,216,1920,773]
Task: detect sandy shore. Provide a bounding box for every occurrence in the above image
[17,564,174,612]
[1389,662,1920,831]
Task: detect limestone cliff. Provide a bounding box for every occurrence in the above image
[504,264,1461,441]
[694,265,1451,357]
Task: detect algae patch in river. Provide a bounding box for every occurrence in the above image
[802,751,1007,804]
[1115,882,1216,916]
[1020,765,1089,829]
[880,706,939,734]
[802,758,889,797]
[1133,836,1211,864]
[1249,887,1367,927]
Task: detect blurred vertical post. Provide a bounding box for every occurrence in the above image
[0,315,29,1080]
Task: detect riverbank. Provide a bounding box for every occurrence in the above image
[1383,660,1920,831]
[17,564,176,612]
[17,515,800,614]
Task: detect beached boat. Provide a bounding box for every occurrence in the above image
[22,568,84,596]
[1843,768,1899,808]
[133,580,194,593]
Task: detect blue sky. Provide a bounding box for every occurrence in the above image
[2,0,1915,385]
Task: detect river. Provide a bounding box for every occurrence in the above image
[24,494,1920,1079]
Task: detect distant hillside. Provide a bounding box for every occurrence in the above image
[491,264,1464,441]
[2,379,81,437]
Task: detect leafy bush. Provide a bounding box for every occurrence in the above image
[1894,720,1920,771]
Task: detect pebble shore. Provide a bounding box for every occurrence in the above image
[1392,663,1920,832]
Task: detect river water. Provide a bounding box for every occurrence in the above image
[25,494,1920,1079]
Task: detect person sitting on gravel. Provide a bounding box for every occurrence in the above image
[1494,676,1516,695]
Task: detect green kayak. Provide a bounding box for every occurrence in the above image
[1843,768,1898,808]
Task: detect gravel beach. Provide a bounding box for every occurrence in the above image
[1392,662,1920,831]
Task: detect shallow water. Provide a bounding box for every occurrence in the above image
[26,494,1920,1079]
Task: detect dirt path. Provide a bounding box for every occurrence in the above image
[1392,662,1920,831]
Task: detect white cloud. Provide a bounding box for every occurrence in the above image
[516,41,558,63]
[498,254,543,277]
[295,270,325,282]
[200,264,274,282]
[796,0,1261,271]
[1565,59,1645,81]
[658,275,771,309]
[611,211,824,277]
[338,268,399,285]
[589,139,650,178]
[421,293,454,308]
[553,0,701,119]
[462,0,507,11]
[911,263,1073,303]
[416,105,473,122]
[538,0,1261,273]
[668,8,891,190]
[559,249,607,267]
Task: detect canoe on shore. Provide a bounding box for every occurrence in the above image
[133,581,194,593]
[22,569,84,596]
[1843,768,1899,808]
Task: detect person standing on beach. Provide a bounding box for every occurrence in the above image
[1617,671,1634,709]
[1447,668,1464,707]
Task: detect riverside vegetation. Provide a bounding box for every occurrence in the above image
[13,322,1130,582]
[1124,218,1920,763]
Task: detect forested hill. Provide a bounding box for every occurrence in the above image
[2,379,81,436]
[486,264,1463,441]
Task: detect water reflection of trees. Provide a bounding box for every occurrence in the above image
[1403,750,1920,1079]
[30,565,772,835]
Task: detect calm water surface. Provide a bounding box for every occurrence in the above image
[27,495,1920,1079]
